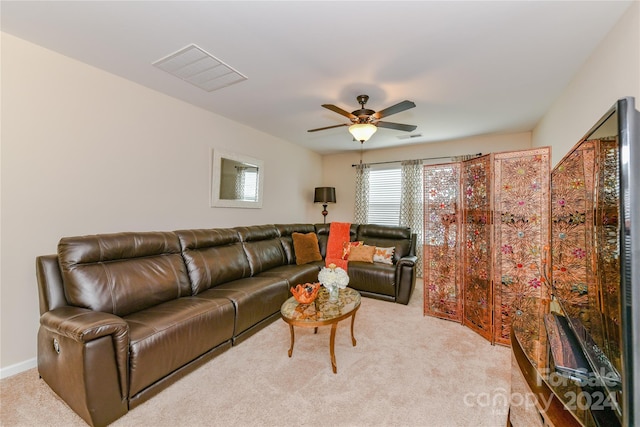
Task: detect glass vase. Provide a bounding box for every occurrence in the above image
[329,286,340,303]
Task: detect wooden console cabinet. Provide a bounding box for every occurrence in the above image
[509,328,582,426]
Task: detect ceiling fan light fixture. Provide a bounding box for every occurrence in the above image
[349,123,377,142]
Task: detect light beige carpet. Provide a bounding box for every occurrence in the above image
[1,281,511,427]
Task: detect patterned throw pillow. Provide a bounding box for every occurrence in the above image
[373,246,395,265]
[348,244,375,263]
[342,241,364,260]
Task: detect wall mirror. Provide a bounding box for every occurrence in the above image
[210,149,264,208]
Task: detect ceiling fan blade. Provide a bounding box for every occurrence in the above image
[307,123,349,133]
[376,121,417,132]
[374,100,416,119]
[322,104,357,120]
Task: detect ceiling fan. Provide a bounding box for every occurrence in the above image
[308,94,417,143]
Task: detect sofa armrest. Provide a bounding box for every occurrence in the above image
[397,255,417,268]
[39,307,129,426]
[40,306,129,396]
[41,306,127,341]
[395,255,417,305]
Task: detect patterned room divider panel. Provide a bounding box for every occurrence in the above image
[551,140,596,325]
[423,163,462,321]
[492,147,550,346]
[461,154,494,342]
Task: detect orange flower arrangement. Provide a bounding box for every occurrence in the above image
[290,282,321,304]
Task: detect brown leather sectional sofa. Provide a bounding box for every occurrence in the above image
[36,223,417,426]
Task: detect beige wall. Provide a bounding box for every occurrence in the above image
[0,33,322,373]
[533,2,640,167]
[321,132,532,222]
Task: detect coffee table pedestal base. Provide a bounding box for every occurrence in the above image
[286,309,358,374]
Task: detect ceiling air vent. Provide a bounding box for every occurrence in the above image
[152,44,247,92]
[397,133,423,140]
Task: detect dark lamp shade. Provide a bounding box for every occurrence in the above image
[314,187,336,204]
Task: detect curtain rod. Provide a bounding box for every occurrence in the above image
[351,153,482,167]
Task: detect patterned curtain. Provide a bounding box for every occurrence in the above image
[400,160,423,277]
[354,163,370,224]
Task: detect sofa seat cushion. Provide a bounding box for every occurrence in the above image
[347,262,396,297]
[125,297,235,396]
[258,264,320,288]
[197,276,289,337]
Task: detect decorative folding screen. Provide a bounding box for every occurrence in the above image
[423,147,551,346]
[461,154,494,342]
[492,148,550,345]
[423,163,462,321]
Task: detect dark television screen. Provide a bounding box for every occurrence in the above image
[550,97,638,427]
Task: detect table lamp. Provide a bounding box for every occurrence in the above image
[314,187,336,224]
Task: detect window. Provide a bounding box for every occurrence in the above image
[241,168,258,201]
[367,167,401,226]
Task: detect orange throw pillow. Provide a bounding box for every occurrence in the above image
[342,241,364,260]
[292,232,322,265]
[348,245,375,263]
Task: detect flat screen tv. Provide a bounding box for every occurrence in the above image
[550,96,639,426]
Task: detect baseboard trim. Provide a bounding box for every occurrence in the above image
[1,358,37,379]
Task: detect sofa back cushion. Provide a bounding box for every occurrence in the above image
[356,224,413,263]
[235,225,286,275]
[58,231,190,316]
[175,228,251,295]
[275,224,316,264]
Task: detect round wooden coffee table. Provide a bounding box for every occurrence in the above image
[280,287,361,374]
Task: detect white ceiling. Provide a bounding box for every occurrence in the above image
[1,1,633,155]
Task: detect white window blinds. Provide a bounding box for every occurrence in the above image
[242,169,258,201]
[367,167,401,226]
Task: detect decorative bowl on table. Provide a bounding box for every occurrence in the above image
[290,282,321,304]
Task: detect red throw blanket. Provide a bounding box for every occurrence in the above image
[325,222,351,270]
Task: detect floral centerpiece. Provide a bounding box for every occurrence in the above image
[318,263,349,302]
